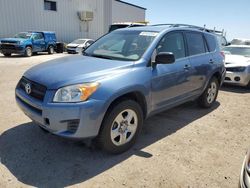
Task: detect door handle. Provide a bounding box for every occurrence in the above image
[184,64,191,70]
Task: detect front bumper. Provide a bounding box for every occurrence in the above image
[239,155,250,188]
[224,71,250,87]
[0,44,25,54]
[15,87,106,139]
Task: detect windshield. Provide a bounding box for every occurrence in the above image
[14,32,32,39]
[109,25,129,32]
[223,47,250,57]
[84,30,158,61]
[72,39,86,44]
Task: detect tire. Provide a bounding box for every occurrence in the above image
[3,53,11,57]
[198,77,219,108]
[96,100,143,154]
[247,80,250,89]
[24,47,32,57]
[48,46,54,54]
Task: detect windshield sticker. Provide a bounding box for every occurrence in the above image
[139,32,158,37]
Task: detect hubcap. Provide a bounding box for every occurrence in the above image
[50,47,54,54]
[207,82,217,104]
[27,48,32,56]
[110,109,138,146]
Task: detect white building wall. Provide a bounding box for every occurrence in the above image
[0,0,112,42]
[112,0,145,23]
[0,0,145,42]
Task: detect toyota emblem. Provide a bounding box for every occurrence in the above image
[25,83,32,95]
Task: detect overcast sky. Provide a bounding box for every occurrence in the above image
[126,0,250,40]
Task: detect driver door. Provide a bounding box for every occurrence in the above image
[151,32,192,111]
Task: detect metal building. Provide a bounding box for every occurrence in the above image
[0,0,146,42]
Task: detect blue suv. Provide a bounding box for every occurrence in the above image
[15,24,226,154]
[0,31,56,57]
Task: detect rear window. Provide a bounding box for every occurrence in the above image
[205,34,217,52]
[186,32,206,56]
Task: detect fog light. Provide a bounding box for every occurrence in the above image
[234,77,241,82]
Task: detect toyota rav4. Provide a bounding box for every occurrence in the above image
[15,24,226,154]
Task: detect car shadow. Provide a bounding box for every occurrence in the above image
[221,84,249,94]
[0,101,219,187]
[0,52,52,58]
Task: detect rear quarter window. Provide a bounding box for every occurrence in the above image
[186,32,206,56]
[205,34,217,52]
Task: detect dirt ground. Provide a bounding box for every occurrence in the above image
[0,53,249,188]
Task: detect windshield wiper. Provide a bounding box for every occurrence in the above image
[91,54,113,60]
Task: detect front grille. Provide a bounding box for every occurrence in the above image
[226,67,246,72]
[1,40,18,44]
[67,120,80,134]
[18,77,47,101]
[1,44,16,50]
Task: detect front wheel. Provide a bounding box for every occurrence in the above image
[24,47,32,57]
[96,100,143,154]
[198,77,219,108]
[3,53,11,57]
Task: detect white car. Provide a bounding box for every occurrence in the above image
[223,45,250,88]
[67,39,94,54]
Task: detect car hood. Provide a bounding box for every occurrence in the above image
[67,43,80,48]
[24,55,134,89]
[0,38,27,43]
[225,55,250,67]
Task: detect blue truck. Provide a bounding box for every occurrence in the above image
[0,31,57,57]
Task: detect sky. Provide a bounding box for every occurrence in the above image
[125,0,250,40]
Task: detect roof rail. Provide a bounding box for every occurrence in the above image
[151,23,225,36]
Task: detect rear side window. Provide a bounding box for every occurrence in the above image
[205,34,217,52]
[186,32,206,56]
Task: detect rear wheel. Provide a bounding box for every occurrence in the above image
[96,100,143,154]
[198,77,219,108]
[48,46,54,54]
[24,47,32,57]
[3,53,11,57]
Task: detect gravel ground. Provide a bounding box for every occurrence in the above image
[0,53,249,188]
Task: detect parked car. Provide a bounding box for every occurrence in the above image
[231,38,250,46]
[66,39,94,54]
[15,24,225,154]
[109,22,147,32]
[222,45,250,88]
[0,31,57,57]
[239,150,250,188]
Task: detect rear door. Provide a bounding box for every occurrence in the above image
[185,32,212,91]
[151,32,193,111]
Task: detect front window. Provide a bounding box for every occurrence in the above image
[223,47,250,57]
[14,32,32,39]
[84,30,158,61]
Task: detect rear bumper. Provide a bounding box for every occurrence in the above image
[224,71,250,86]
[15,88,106,139]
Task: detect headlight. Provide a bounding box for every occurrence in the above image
[53,82,100,103]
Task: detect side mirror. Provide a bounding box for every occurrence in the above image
[155,52,175,64]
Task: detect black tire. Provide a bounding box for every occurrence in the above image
[247,80,250,89]
[198,77,219,108]
[3,53,11,57]
[24,47,32,57]
[48,46,54,54]
[96,100,143,154]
